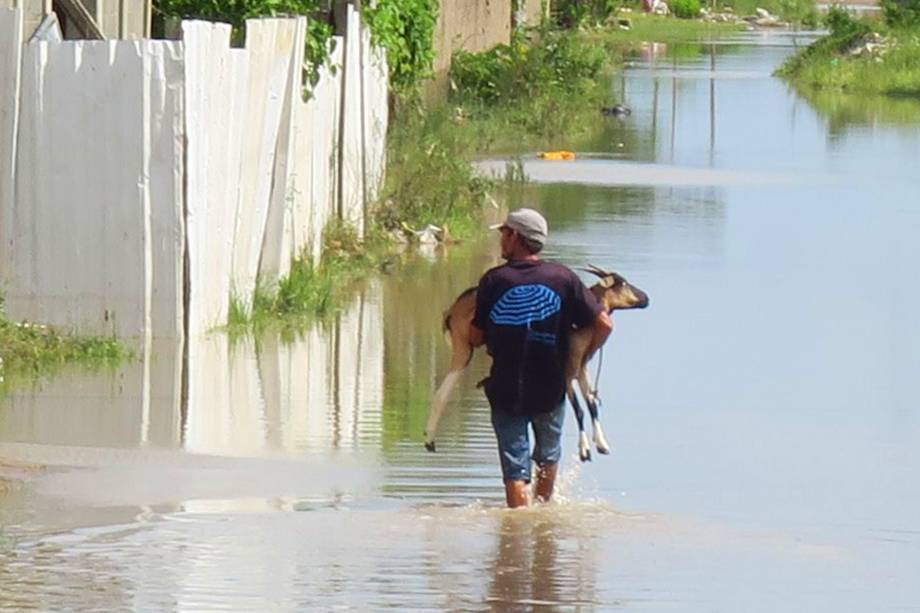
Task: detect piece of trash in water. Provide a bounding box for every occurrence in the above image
[538,150,576,161]
[601,104,631,117]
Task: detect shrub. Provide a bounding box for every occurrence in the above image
[881,0,920,26]
[671,0,702,19]
[450,31,606,105]
[824,6,871,46]
[554,0,624,28]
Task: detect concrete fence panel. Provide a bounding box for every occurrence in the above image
[12,40,149,340]
[146,40,186,342]
[289,87,313,264]
[260,17,308,282]
[362,26,388,206]
[0,8,23,283]
[308,39,344,264]
[183,21,231,338]
[230,19,299,306]
[340,5,365,236]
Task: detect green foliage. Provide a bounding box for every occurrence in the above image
[882,0,920,26]
[554,0,624,28]
[779,8,920,97]
[231,222,393,328]
[154,0,334,89]
[375,107,491,234]
[451,30,607,105]
[825,6,872,42]
[671,0,702,19]
[0,311,128,379]
[778,7,869,76]
[364,0,439,95]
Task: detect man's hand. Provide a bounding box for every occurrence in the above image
[469,323,485,348]
[586,311,613,357]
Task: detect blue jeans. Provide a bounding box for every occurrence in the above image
[490,404,566,482]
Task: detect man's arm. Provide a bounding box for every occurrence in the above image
[585,310,613,358]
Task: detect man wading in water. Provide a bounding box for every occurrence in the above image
[468,208,613,507]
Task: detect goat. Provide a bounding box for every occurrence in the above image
[424,265,649,462]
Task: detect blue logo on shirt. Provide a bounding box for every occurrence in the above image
[490,284,561,327]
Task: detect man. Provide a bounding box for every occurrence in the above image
[469,208,613,508]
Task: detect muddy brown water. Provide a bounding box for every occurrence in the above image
[2,32,920,610]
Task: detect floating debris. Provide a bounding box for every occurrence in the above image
[538,150,576,161]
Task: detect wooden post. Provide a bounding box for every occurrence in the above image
[54,0,105,39]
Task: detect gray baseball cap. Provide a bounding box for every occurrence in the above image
[490,207,548,246]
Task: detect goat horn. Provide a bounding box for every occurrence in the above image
[583,264,609,278]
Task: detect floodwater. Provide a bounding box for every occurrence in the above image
[3,32,920,610]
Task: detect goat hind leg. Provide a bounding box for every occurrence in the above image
[568,383,592,462]
[577,370,611,455]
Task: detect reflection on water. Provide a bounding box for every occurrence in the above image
[486,511,599,610]
[799,85,920,135]
[2,31,920,610]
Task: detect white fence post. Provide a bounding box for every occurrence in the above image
[0,8,23,290]
[339,5,365,237]
[260,16,308,282]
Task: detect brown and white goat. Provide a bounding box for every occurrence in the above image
[424,265,649,461]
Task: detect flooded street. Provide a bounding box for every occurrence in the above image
[3,32,920,610]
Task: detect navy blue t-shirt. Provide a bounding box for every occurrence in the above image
[472,259,602,415]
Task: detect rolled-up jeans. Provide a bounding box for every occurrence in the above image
[490,403,565,482]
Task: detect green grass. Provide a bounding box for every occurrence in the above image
[0,306,129,398]
[718,0,818,23]
[228,222,392,332]
[586,13,744,44]
[779,22,920,96]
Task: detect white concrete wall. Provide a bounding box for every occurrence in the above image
[309,39,344,264]
[228,19,299,301]
[183,21,242,338]
[0,8,23,285]
[1,15,389,339]
[147,41,186,342]
[362,27,389,206]
[259,17,307,281]
[8,38,184,344]
[340,5,365,236]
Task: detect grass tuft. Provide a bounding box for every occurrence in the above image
[0,305,130,397]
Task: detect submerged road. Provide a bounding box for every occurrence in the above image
[2,30,919,611]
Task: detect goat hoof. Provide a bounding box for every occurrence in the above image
[579,450,592,462]
[424,441,436,453]
[596,445,610,455]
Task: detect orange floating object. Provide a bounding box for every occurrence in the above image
[537,150,576,161]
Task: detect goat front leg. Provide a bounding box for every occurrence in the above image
[567,380,591,462]
[577,368,611,455]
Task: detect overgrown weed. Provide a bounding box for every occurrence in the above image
[778,8,920,96]
[0,300,129,397]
